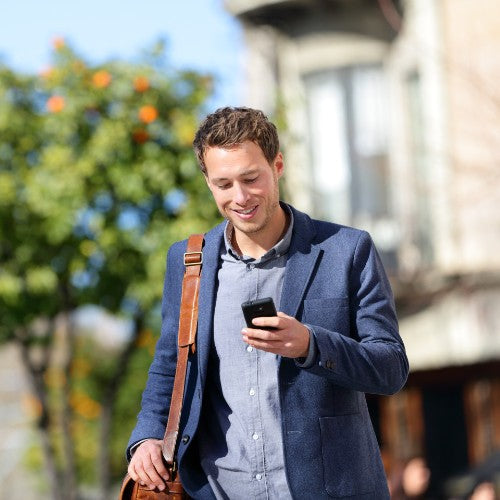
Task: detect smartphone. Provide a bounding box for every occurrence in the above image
[241,297,278,329]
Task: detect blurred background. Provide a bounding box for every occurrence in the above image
[1,0,499,499]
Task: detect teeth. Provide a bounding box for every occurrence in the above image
[237,207,255,214]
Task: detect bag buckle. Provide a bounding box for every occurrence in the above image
[184,251,202,266]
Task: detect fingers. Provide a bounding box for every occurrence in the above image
[128,439,170,491]
[276,311,291,319]
[246,311,292,336]
[250,316,282,331]
[250,311,293,330]
[243,338,281,354]
[242,326,283,354]
[243,327,281,341]
[242,313,310,358]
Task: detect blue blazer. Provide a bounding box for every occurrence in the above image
[128,205,409,499]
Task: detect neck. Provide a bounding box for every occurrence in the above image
[232,206,288,259]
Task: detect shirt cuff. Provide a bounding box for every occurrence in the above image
[294,325,318,369]
[129,439,150,457]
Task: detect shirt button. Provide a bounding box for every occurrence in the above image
[249,388,255,396]
[252,433,259,440]
[246,345,253,353]
[255,473,262,480]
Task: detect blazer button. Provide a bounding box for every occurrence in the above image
[182,434,190,444]
[325,360,334,370]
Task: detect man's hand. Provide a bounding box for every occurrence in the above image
[242,311,310,358]
[128,439,170,491]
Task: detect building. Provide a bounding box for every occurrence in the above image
[225,0,500,495]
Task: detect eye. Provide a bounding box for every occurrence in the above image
[244,177,257,184]
[217,183,231,190]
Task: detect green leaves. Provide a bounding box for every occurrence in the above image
[0,271,23,303]
[0,39,219,322]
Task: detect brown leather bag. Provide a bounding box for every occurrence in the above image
[119,472,186,499]
[119,234,204,500]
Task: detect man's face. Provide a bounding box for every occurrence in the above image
[203,141,284,238]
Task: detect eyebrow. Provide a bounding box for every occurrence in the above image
[211,169,259,183]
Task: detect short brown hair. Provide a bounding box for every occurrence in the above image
[193,107,280,174]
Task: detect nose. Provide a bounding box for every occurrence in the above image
[233,183,250,206]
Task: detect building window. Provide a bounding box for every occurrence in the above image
[304,64,397,269]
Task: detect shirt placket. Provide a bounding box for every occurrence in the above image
[244,262,268,498]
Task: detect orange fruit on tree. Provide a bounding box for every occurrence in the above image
[133,76,150,93]
[46,95,65,113]
[138,105,158,123]
[92,70,112,88]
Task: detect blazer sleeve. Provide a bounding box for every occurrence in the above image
[126,241,185,460]
[304,231,409,395]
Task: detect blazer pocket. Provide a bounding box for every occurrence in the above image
[319,415,376,497]
[303,298,349,333]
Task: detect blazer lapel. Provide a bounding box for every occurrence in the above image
[280,207,321,317]
[196,223,224,387]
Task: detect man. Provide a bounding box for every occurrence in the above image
[127,107,409,499]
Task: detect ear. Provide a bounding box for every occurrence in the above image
[273,152,284,179]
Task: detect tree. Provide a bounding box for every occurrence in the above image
[0,38,220,499]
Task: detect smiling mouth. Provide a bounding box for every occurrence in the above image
[232,205,258,217]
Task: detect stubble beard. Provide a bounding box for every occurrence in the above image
[225,198,280,236]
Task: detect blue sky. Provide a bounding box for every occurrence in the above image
[0,0,244,108]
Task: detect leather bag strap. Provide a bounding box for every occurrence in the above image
[162,233,204,467]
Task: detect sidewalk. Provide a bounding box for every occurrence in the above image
[0,343,49,500]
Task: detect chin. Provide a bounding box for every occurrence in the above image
[228,217,263,234]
